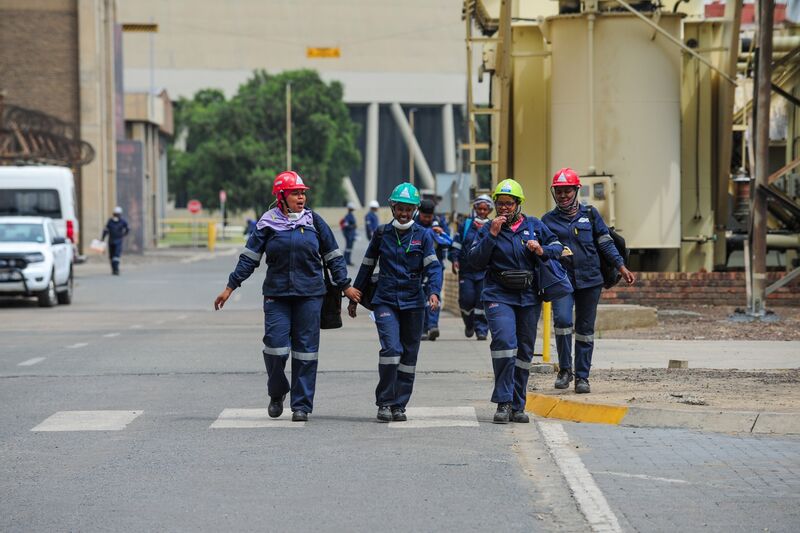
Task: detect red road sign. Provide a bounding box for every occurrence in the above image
[187,199,202,214]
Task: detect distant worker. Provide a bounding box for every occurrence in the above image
[348,182,441,422]
[243,218,257,238]
[467,179,563,423]
[214,171,360,422]
[450,194,494,341]
[415,198,451,341]
[340,202,357,265]
[365,200,380,239]
[541,168,636,394]
[101,206,129,276]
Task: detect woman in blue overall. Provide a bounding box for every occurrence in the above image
[214,171,361,421]
[449,194,494,340]
[467,179,563,424]
[348,183,442,423]
[541,168,636,394]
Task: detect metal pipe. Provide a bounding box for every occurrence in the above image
[390,102,435,190]
[364,102,379,205]
[587,12,596,175]
[727,232,800,249]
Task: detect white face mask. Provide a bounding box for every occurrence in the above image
[473,217,490,225]
[392,218,414,230]
[287,211,301,221]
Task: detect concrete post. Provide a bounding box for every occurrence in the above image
[390,102,435,190]
[442,103,456,173]
[364,102,379,205]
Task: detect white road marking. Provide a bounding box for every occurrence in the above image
[389,406,479,429]
[593,471,689,485]
[129,325,142,329]
[32,410,142,432]
[66,342,88,349]
[18,357,46,367]
[103,332,120,338]
[538,422,622,533]
[176,315,187,320]
[210,408,304,428]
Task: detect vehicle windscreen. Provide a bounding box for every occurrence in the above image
[0,223,46,243]
[0,189,62,218]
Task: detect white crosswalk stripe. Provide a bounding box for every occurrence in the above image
[210,408,305,428]
[31,410,142,432]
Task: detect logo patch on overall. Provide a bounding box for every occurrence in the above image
[411,240,422,246]
[578,217,590,223]
[488,303,500,309]
[265,298,274,303]
[379,311,391,318]
[557,172,568,183]
[523,230,530,235]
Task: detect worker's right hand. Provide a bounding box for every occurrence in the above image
[214,287,233,310]
[490,216,506,236]
[452,261,460,275]
[347,300,358,318]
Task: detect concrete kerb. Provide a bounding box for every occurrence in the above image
[525,392,800,435]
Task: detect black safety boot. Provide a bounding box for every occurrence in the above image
[427,327,440,341]
[391,407,407,422]
[493,402,512,424]
[268,394,286,418]
[575,377,591,394]
[291,410,308,422]
[476,333,487,341]
[554,369,573,390]
[377,406,392,422]
[465,326,475,338]
[511,410,530,423]
[420,331,429,341]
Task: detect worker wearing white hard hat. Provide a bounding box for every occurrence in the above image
[340,202,358,265]
[365,200,380,239]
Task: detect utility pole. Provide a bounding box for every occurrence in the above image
[286,82,292,170]
[408,107,417,186]
[749,0,774,316]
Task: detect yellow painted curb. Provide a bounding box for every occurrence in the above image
[525,393,628,425]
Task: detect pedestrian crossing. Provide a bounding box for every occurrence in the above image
[28,406,480,432]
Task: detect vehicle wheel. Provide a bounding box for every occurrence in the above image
[57,268,73,305]
[38,273,58,308]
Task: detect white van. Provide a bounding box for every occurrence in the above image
[0,166,79,253]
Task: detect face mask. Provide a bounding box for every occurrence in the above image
[392,218,414,230]
[287,212,301,221]
[473,217,490,225]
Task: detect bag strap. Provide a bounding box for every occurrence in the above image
[462,218,473,241]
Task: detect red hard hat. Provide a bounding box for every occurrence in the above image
[272,171,310,197]
[551,168,581,187]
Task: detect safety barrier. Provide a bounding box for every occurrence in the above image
[159,218,217,251]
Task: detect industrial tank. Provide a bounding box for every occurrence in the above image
[547,12,682,250]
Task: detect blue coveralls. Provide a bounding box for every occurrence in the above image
[415,214,449,333]
[102,217,129,274]
[467,216,562,411]
[227,211,350,413]
[541,205,624,380]
[365,211,379,240]
[353,222,442,408]
[449,218,489,337]
[342,211,357,265]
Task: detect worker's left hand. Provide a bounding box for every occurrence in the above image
[428,294,440,312]
[343,286,361,303]
[526,239,543,256]
[619,265,636,285]
[347,300,358,318]
[432,226,444,235]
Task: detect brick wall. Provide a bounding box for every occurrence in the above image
[601,272,800,307]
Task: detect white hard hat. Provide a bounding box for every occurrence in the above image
[346,202,356,209]
[472,194,494,209]
[113,206,123,215]
[368,200,380,209]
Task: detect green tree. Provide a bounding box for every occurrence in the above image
[168,70,360,213]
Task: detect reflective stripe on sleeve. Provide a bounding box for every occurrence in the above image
[398,364,416,374]
[423,254,439,266]
[323,249,343,262]
[263,345,290,356]
[460,308,473,316]
[241,248,262,262]
[575,333,594,343]
[491,349,515,359]
[598,234,613,244]
[515,359,532,370]
[473,308,485,316]
[291,350,319,361]
[379,356,401,365]
[451,242,463,250]
[362,257,376,266]
[554,327,574,336]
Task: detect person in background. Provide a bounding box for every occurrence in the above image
[450,194,494,341]
[214,171,360,422]
[541,168,636,394]
[101,206,129,276]
[415,198,450,341]
[467,179,563,424]
[243,218,257,238]
[348,182,441,422]
[341,202,357,265]
[365,200,380,240]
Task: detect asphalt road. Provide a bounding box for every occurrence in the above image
[1,242,798,532]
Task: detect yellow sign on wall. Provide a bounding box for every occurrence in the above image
[306,47,340,58]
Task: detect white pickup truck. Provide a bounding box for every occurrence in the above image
[0,216,74,307]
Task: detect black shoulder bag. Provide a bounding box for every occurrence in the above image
[358,225,385,311]
[312,213,343,330]
[587,206,629,289]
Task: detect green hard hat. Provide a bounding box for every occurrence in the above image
[389,182,421,205]
[492,179,525,204]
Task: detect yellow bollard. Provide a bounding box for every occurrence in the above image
[207,221,217,252]
[542,301,552,363]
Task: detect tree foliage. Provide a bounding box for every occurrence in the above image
[168,70,360,213]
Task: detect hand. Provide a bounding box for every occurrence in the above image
[347,300,358,318]
[452,261,460,275]
[490,216,506,236]
[214,287,233,310]
[619,266,636,285]
[428,294,440,312]
[432,226,444,235]
[526,239,543,256]
[343,286,362,303]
